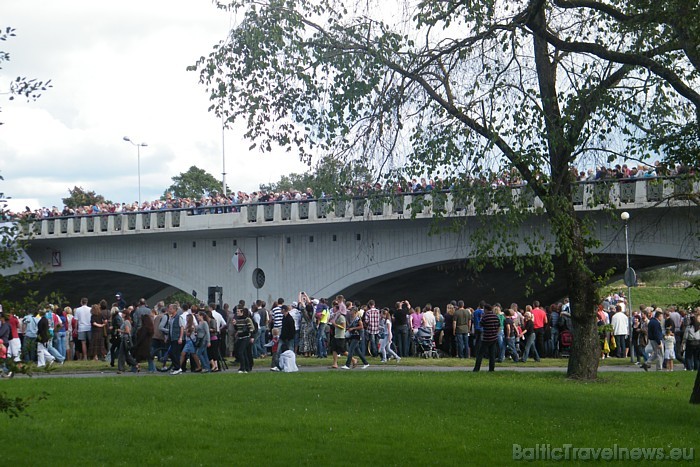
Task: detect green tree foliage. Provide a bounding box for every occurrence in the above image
[261,155,373,196]
[191,1,698,380]
[61,186,110,209]
[523,0,700,167]
[0,27,51,125]
[163,166,228,199]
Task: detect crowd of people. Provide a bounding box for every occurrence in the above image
[5,162,695,222]
[1,290,698,377]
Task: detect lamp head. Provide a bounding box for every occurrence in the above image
[123,136,131,142]
[620,211,630,221]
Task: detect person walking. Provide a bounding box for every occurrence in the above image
[342,308,369,370]
[379,309,400,363]
[521,312,540,363]
[642,311,664,371]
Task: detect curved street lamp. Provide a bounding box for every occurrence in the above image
[123,136,148,207]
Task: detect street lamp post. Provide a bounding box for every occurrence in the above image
[123,136,148,208]
[621,211,635,363]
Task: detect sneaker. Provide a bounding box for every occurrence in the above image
[396,357,401,363]
[635,362,640,366]
[170,369,183,375]
[380,359,387,363]
[7,371,13,378]
[270,367,280,372]
[238,370,245,374]
[340,365,350,370]
[640,363,649,372]
[362,364,370,369]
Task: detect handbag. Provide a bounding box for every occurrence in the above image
[344,331,351,339]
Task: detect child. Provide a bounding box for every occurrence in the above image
[265,328,280,371]
[663,329,676,371]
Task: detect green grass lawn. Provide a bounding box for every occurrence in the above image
[1,371,697,465]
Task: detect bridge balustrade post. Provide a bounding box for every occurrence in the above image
[631,179,645,204]
[308,201,318,220]
[43,219,53,236]
[273,203,282,222]
[290,202,299,221]
[107,215,116,232]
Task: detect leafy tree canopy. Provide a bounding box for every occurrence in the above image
[163,166,228,199]
[260,155,373,196]
[61,186,111,209]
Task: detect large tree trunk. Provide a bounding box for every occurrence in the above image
[550,204,600,380]
[690,368,700,404]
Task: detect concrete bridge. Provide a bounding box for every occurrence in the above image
[8,178,700,307]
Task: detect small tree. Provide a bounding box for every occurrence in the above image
[61,186,110,209]
[163,166,228,199]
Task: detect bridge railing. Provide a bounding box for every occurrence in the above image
[22,176,699,238]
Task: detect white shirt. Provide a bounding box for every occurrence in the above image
[290,308,301,330]
[611,312,629,336]
[75,305,92,332]
[211,309,226,332]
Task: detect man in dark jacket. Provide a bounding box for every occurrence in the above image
[36,310,56,368]
[642,311,664,371]
[280,305,296,353]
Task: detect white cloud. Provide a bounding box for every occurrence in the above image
[1,0,310,209]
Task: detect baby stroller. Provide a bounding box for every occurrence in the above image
[414,327,440,359]
[559,330,573,358]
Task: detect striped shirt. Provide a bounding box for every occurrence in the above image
[480,311,500,342]
[272,307,283,329]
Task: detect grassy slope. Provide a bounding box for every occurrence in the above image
[1,371,697,465]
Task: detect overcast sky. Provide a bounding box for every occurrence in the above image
[1,0,310,211]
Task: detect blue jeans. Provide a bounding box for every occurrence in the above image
[395,325,409,357]
[684,344,700,371]
[316,323,327,357]
[550,328,559,356]
[293,330,300,353]
[197,344,211,371]
[522,333,539,362]
[506,336,520,361]
[614,335,627,358]
[497,330,505,361]
[47,340,65,363]
[345,338,368,366]
[54,333,67,359]
[456,333,469,358]
[255,331,266,357]
[366,332,379,357]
